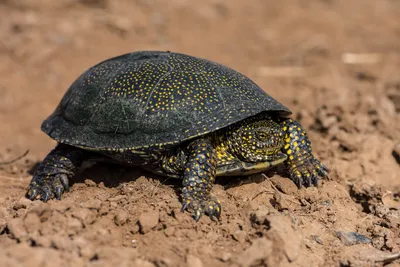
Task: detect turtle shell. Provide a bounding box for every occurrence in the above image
[42,51,291,150]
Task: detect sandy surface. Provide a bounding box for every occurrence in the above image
[0,0,399,266]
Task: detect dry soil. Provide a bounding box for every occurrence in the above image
[0,0,399,266]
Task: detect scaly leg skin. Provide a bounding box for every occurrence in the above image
[281,119,329,187]
[26,144,85,202]
[180,138,221,221]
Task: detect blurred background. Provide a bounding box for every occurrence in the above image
[0,0,399,266]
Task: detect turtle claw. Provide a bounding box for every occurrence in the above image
[41,189,51,202]
[26,174,70,202]
[55,186,64,200]
[61,176,70,192]
[181,198,222,222]
[289,157,329,188]
[180,202,190,213]
[26,188,38,201]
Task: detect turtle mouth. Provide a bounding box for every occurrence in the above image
[246,146,282,162]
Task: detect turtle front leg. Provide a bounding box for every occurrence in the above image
[281,119,329,187]
[26,144,85,201]
[179,138,221,221]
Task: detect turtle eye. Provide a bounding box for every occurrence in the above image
[256,131,269,141]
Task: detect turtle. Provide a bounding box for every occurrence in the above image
[26,51,329,221]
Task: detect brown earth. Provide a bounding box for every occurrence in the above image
[0,0,400,266]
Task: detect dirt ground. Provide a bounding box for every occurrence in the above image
[0,0,399,266]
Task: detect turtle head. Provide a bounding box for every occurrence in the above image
[226,116,285,162]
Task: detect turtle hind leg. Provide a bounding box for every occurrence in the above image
[26,144,85,201]
[180,138,221,221]
[281,119,329,187]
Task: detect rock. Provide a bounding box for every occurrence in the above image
[336,231,371,246]
[138,211,159,234]
[186,254,203,267]
[114,210,128,226]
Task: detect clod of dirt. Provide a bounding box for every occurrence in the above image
[132,258,156,267]
[269,176,299,195]
[114,210,128,226]
[71,208,97,226]
[23,212,41,233]
[0,207,8,232]
[393,143,400,164]
[312,235,324,245]
[7,218,27,240]
[80,199,102,210]
[186,254,203,267]
[217,252,232,262]
[381,191,400,210]
[232,230,247,243]
[1,243,64,267]
[13,197,32,210]
[233,238,277,267]
[349,179,384,214]
[387,88,400,112]
[266,215,302,262]
[250,206,270,225]
[138,210,159,234]
[336,231,371,246]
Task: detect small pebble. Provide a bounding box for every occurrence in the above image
[336,231,371,246]
[218,252,232,262]
[84,179,96,187]
[312,235,324,245]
